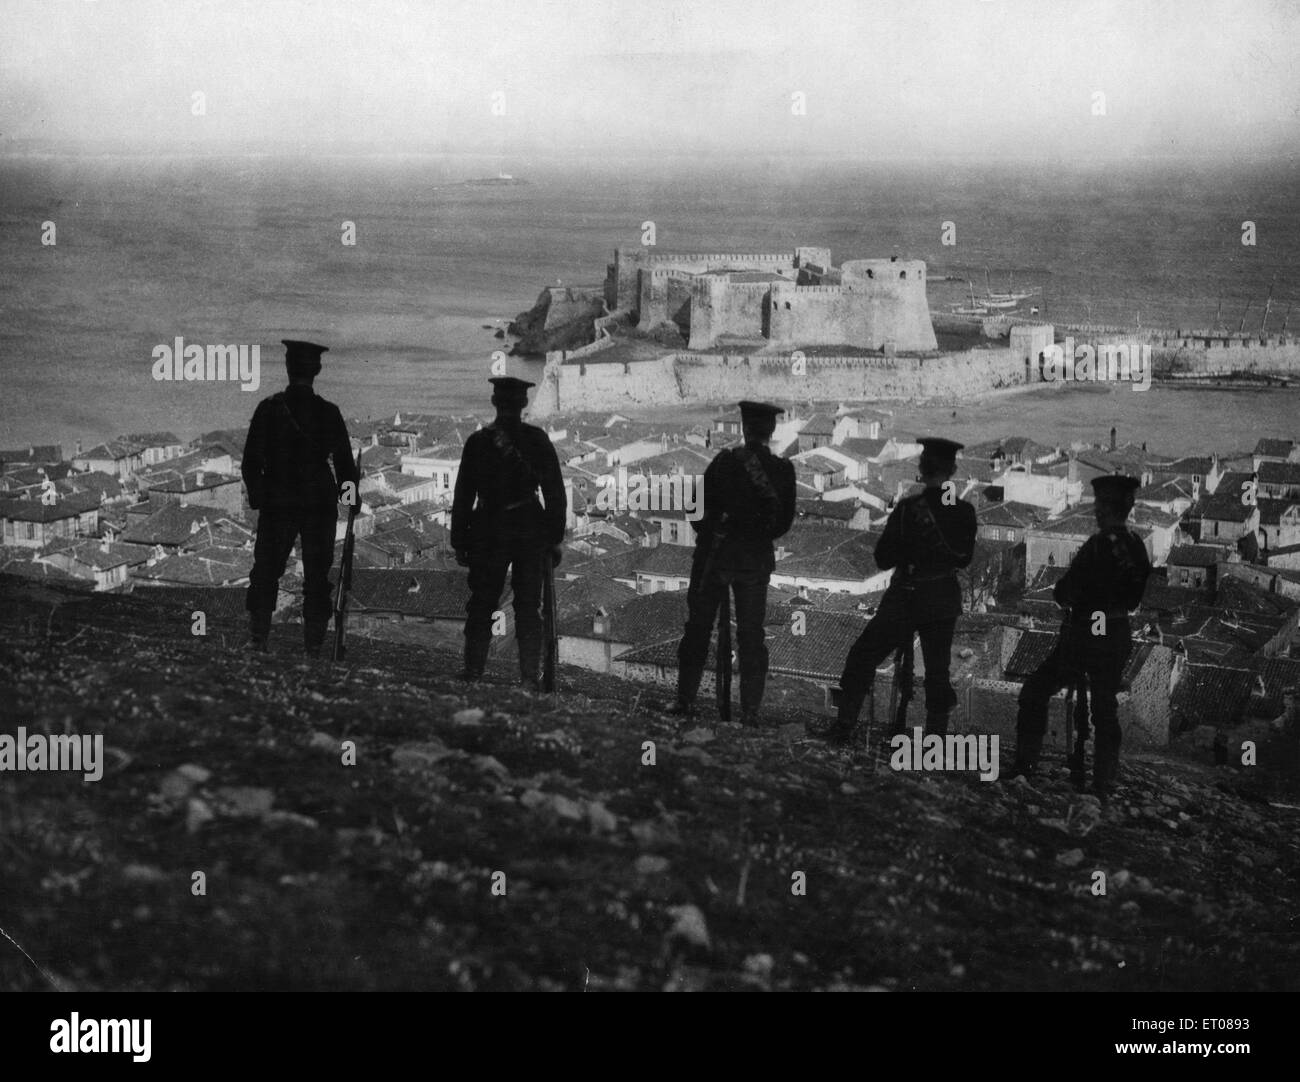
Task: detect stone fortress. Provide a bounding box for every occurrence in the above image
[606,246,938,353]
[519,242,1300,418]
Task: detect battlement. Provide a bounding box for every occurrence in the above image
[640,251,794,264]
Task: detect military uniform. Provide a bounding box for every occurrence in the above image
[1014,474,1151,797]
[830,437,977,742]
[673,401,796,725]
[451,377,566,686]
[242,340,359,655]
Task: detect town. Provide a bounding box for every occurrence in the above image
[3,404,1298,758]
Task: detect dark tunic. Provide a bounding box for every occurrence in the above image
[1017,524,1153,771]
[451,421,566,555]
[838,486,978,719]
[241,385,358,511]
[451,420,567,670]
[677,443,797,715]
[241,385,359,619]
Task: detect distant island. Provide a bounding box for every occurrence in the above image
[460,173,524,187]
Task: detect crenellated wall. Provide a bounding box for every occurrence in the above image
[687,277,771,348]
[528,347,1029,418]
[765,258,937,353]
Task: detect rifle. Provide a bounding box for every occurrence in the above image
[691,514,731,721]
[717,589,732,722]
[331,443,362,663]
[1059,614,1090,786]
[891,635,916,736]
[542,548,558,692]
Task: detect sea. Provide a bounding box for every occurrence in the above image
[1,152,1298,456]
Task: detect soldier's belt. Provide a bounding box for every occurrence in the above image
[898,570,957,584]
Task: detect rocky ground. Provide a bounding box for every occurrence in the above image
[0,579,1297,992]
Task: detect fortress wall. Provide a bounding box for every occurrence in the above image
[706,281,771,343]
[767,273,939,352]
[1152,342,1300,377]
[639,267,697,327]
[531,349,1029,417]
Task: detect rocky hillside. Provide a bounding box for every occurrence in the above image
[0,578,1296,992]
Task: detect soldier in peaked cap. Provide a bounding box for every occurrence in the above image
[451,376,567,689]
[827,436,978,745]
[242,340,360,656]
[668,400,796,726]
[1010,472,1150,799]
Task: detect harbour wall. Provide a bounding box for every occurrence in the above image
[529,348,1029,417]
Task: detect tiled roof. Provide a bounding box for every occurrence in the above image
[121,503,216,546]
[1168,544,1221,567]
[765,610,870,680]
[837,437,890,460]
[631,545,696,577]
[1256,499,1299,526]
[0,493,101,522]
[1170,663,1256,729]
[130,553,249,586]
[1004,629,1148,688]
[1258,460,1300,486]
[556,589,689,643]
[797,498,856,521]
[348,569,471,618]
[1253,438,1295,458]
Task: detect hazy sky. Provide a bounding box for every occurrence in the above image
[2,0,1298,159]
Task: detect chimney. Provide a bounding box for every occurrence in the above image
[196,471,205,487]
[592,607,609,636]
[1192,477,1201,502]
[1109,426,1117,452]
[1067,453,1078,485]
[797,584,809,601]
[76,440,83,456]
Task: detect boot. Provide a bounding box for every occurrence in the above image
[1010,731,1043,778]
[303,618,329,658]
[1092,733,1121,802]
[925,710,949,737]
[1067,744,1087,790]
[665,698,695,719]
[459,635,490,681]
[825,686,866,746]
[517,635,542,692]
[248,610,272,653]
[739,708,761,728]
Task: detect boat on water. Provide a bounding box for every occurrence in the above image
[463,172,523,186]
[951,280,989,315]
[983,268,1039,305]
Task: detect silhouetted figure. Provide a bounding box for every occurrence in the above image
[242,340,359,656]
[828,437,977,743]
[669,401,796,726]
[451,377,566,689]
[1011,474,1151,799]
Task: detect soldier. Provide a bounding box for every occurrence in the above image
[242,339,360,656]
[668,401,796,726]
[826,437,977,744]
[1010,473,1151,799]
[451,376,566,690]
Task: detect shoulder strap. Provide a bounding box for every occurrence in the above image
[908,491,969,561]
[734,446,782,505]
[491,423,539,486]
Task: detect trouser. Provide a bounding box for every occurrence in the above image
[676,564,770,715]
[839,605,959,729]
[245,506,338,621]
[1016,630,1130,785]
[464,538,545,678]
